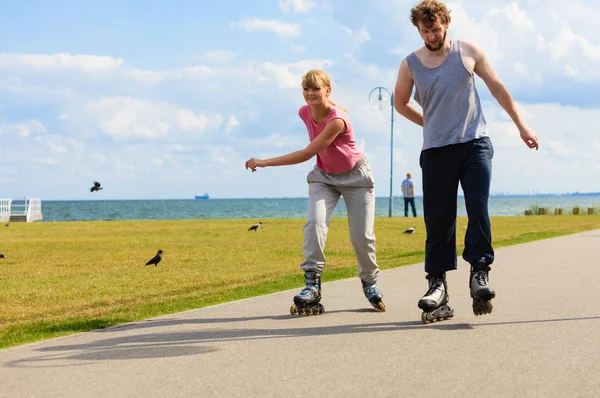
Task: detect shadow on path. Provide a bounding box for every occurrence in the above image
[5,313,599,368]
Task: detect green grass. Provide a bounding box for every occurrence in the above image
[1,215,599,348]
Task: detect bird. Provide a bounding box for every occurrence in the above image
[90,181,103,192]
[0,254,4,259]
[248,222,262,232]
[145,250,163,266]
[403,227,416,234]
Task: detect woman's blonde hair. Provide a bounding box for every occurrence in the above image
[301,70,346,112]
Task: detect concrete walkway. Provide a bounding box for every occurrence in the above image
[1,230,599,397]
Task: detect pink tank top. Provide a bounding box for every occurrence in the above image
[298,105,364,173]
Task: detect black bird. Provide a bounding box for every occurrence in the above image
[90,181,103,192]
[403,227,416,234]
[0,254,4,259]
[248,222,262,232]
[145,250,164,266]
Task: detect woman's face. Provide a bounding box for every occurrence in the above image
[303,84,330,107]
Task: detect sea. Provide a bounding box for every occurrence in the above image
[32,194,600,222]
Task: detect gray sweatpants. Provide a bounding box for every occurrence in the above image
[300,157,380,284]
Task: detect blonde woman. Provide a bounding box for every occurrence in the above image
[245,70,385,315]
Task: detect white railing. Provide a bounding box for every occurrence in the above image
[27,198,43,222]
[0,198,11,222]
[4,197,43,222]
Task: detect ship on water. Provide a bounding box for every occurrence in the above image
[194,193,210,200]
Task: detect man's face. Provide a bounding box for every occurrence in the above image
[417,18,448,52]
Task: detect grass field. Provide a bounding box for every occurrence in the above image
[1,215,599,349]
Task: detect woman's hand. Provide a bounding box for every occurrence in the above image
[245,158,266,172]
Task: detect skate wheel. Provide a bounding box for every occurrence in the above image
[376,302,386,312]
[486,300,493,313]
[290,304,298,315]
[421,312,429,324]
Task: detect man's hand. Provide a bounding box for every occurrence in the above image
[519,126,539,150]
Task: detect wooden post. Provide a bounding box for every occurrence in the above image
[524,210,533,216]
[588,208,595,215]
[573,207,580,215]
[554,208,562,215]
[538,208,546,215]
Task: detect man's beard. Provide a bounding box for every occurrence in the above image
[425,31,447,52]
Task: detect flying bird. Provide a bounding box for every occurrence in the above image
[403,227,416,235]
[90,181,103,192]
[248,222,262,232]
[145,250,164,266]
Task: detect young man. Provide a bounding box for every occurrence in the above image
[401,172,417,217]
[394,0,539,323]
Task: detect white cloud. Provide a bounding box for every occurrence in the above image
[88,97,222,141]
[0,119,47,137]
[48,142,67,154]
[233,18,302,38]
[340,26,371,49]
[226,115,240,133]
[198,50,237,63]
[0,53,123,72]
[177,109,210,131]
[278,0,317,14]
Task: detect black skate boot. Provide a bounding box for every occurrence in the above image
[418,273,454,324]
[361,279,386,312]
[470,258,495,316]
[290,271,324,316]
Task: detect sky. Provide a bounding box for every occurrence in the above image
[0,0,599,200]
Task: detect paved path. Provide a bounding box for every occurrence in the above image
[2,230,600,397]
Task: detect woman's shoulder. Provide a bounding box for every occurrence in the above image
[329,106,349,119]
[298,104,310,117]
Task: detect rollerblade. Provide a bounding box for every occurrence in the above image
[290,271,324,316]
[362,279,386,312]
[418,274,454,324]
[470,258,495,316]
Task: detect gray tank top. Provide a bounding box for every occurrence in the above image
[406,39,488,150]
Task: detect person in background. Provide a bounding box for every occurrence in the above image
[401,172,417,217]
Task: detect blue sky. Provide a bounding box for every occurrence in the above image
[1,0,599,200]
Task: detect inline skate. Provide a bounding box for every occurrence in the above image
[362,279,386,312]
[418,273,454,323]
[290,271,324,316]
[470,258,495,315]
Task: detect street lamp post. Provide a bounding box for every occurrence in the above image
[369,87,395,218]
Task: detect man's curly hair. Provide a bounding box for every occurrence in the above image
[410,0,452,28]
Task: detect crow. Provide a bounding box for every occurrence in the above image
[403,227,416,234]
[145,250,164,266]
[90,181,103,192]
[248,222,262,232]
[0,254,4,259]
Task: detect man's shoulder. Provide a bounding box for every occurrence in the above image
[458,40,483,57]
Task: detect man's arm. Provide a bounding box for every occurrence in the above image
[394,59,424,127]
[467,41,539,150]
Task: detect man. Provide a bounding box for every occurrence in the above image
[401,173,417,217]
[394,0,539,323]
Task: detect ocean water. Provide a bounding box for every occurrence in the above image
[35,194,600,222]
